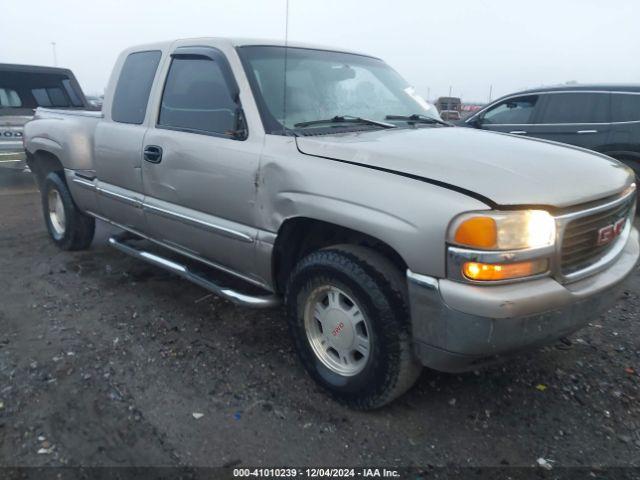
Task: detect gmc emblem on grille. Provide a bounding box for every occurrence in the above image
[596,218,626,246]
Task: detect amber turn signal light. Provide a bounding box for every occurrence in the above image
[454,216,497,249]
[462,259,548,281]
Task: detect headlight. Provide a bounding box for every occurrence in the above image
[447,209,556,283]
[449,210,556,250]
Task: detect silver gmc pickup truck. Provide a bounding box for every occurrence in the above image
[24,38,639,409]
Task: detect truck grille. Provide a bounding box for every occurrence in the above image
[561,195,634,275]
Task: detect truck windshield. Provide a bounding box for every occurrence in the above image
[238,46,440,134]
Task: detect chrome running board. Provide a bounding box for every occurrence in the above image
[108,235,280,309]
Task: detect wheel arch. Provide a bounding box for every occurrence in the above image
[27,149,65,190]
[271,216,408,294]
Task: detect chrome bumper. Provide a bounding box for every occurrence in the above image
[407,227,639,372]
[0,148,27,170]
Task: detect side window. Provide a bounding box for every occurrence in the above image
[482,95,538,124]
[0,88,22,107]
[31,88,52,107]
[112,50,162,124]
[538,92,609,124]
[611,93,640,122]
[158,57,238,136]
[47,87,70,107]
[31,87,70,107]
[62,79,84,107]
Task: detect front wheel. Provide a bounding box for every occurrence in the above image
[286,245,422,410]
[42,172,95,250]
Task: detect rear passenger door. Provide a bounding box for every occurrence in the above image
[608,93,640,159]
[530,92,611,151]
[94,50,162,231]
[607,93,640,182]
[141,46,262,279]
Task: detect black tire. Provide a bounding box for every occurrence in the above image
[285,245,422,410]
[41,172,95,250]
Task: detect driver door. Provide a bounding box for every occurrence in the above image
[473,94,541,136]
[141,46,262,278]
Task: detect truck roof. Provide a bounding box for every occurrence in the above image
[0,63,75,76]
[124,37,376,59]
[508,83,640,95]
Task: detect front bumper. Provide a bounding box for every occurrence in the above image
[408,227,639,372]
[0,146,27,170]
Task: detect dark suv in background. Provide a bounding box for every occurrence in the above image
[460,85,640,189]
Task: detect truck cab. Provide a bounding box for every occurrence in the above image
[23,38,639,409]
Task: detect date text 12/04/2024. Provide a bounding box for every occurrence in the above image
[232,468,400,478]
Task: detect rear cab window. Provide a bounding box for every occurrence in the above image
[111,50,162,124]
[537,92,610,124]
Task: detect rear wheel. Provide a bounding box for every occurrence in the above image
[286,245,422,410]
[42,172,95,250]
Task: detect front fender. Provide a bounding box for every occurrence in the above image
[259,136,490,277]
[275,190,418,240]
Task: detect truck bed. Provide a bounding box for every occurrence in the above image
[35,107,103,119]
[25,107,104,173]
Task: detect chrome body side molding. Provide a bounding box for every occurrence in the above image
[89,178,255,244]
[71,177,97,190]
[85,211,270,290]
[144,203,254,243]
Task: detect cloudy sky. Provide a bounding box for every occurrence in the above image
[2,0,638,102]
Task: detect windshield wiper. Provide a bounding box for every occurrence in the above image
[385,114,451,127]
[294,115,396,129]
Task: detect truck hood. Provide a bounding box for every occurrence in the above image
[296,127,634,208]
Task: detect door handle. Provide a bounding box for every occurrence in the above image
[143,145,163,163]
[509,130,527,134]
[577,130,598,134]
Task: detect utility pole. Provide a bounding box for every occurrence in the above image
[51,42,58,67]
[488,84,493,102]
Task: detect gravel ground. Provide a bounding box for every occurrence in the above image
[1,170,639,472]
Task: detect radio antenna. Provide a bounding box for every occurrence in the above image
[282,0,290,135]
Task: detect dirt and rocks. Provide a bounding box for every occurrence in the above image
[1,170,639,472]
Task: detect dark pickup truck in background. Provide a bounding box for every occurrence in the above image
[0,64,89,170]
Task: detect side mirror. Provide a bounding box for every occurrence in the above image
[467,116,482,128]
[230,107,248,140]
